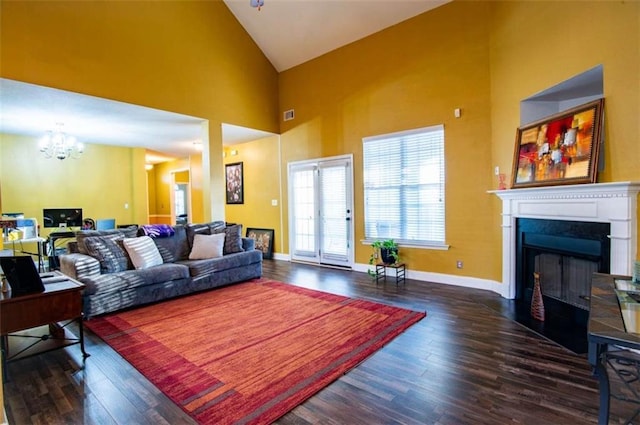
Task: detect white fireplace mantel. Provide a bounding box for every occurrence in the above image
[490,182,640,299]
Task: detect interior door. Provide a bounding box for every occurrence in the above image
[289,155,353,267]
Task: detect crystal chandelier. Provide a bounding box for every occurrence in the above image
[39,124,84,160]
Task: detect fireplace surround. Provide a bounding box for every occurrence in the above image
[493,182,640,299]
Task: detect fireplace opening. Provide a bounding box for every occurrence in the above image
[514,218,610,353]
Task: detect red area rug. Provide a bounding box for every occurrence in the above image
[85,278,426,424]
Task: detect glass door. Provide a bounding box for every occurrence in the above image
[289,155,353,267]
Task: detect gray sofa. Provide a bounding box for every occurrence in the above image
[60,221,262,318]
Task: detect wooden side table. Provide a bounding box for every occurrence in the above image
[1,272,89,381]
[375,262,406,286]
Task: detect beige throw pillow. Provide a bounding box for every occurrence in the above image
[189,233,225,260]
[122,236,163,269]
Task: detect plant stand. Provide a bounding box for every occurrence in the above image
[375,263,406,286]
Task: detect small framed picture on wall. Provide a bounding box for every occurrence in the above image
[225,162,244,204]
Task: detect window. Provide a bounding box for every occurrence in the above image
[363,125,445,246]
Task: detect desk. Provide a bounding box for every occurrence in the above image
[1,272,88,381]
[47,231,76,270]
[588,273,640,424]
[7,237,46,272]
[2,217,46,271]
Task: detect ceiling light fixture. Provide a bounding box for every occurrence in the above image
[250,0,264,11]
[39,123,84,160]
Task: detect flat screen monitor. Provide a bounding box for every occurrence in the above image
[43,208,83,228]
[96,218,116,230]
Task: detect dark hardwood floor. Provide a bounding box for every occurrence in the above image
[3,260,636,424]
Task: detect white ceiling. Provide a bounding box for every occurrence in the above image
[0,0,448,162]
[223,0,449,72]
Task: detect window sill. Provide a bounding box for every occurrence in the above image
[361,240,450,251]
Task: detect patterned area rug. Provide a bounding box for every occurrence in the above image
[85,278,426,424]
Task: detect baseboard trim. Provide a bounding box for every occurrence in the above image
[265,256,506,298]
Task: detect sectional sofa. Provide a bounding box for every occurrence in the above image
[60,221,262,318]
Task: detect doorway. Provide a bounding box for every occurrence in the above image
[171,170,191,225]
[288,155,353,267]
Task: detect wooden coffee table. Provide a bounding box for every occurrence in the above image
[1,271,89,381]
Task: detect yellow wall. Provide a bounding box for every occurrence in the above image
[278,0,640,282]
[488,1,640,276]
[0,134,147,231]
[0,0,280,222]
[190,154,204,224]
[224,136,282,253]
[279,1,494,278]
[147,167,157,218]
[149,157,199,225]
[175,171,189,184]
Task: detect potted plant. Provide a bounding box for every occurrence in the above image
[368,239,400,276]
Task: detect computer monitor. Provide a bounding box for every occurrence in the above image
[43,208,83,228]
[0,256,45,296]
[96,218,116,231]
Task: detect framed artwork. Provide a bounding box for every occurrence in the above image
[511,98,604,189]
[225,162,244,204]
[246,227,274,259]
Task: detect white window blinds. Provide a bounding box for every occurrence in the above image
[363,125,445,245]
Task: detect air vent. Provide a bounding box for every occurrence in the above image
[283,109,295,121]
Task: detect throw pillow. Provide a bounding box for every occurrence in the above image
[213,224,244,255]
[122,236,163,269]
[83,235,129,274]
[189,233,225,260]
[186,223,211,249]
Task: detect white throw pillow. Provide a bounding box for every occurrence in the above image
[189,233,225,260]
[122,236,163,269]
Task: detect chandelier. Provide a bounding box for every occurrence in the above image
[39,124,84,160]
[250,0,264,10]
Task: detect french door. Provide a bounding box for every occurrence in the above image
[288,155,353,267]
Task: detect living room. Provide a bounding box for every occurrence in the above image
[1,0,639,423]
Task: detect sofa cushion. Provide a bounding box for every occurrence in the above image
[177,249,262,279]
[83,235,129,274]
[123,236,163,269]
[208,221,226,233]
[76,228,137,254]
[213,224,245,255]
[189,233,225,260]
[186,223,211,249]
[153,225,190,263]
[81,263,190,296]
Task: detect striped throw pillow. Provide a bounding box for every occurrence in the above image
[122,236,163,270]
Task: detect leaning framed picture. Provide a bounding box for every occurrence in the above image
[246,227,274,259]
[511,98,604,189]
[225,162,244,204]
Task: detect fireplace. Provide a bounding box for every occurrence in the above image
[492,182,640,300]
[516,218,610,331]
[492,182,639,352]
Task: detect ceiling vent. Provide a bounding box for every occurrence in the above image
[283,109,295,121]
